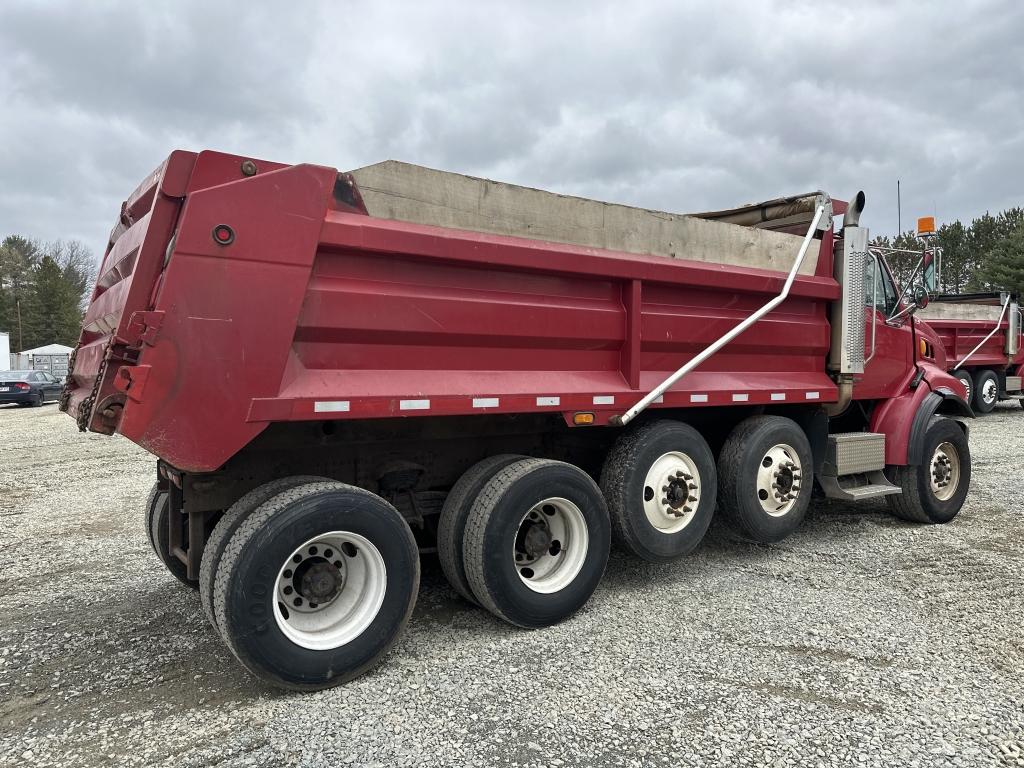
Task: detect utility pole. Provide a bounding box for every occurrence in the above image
[897,179,902,235]
[16,298,23,351]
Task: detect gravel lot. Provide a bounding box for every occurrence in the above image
[1,403,1022,767]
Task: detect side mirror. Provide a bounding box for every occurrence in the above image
[912,284,930,309]
[921,248,941,294]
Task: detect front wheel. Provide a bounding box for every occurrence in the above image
[887,416,971,524]
[213,482,419,690]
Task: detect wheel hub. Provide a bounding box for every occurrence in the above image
[929,442,960,501]
[297,560,344,602]
[272,531,388,651]
[512,498,587,594]
[519,519,554,559]
[756,444,802,516]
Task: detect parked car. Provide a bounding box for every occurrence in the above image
[0,370,63,407]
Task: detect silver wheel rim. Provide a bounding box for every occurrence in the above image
[930,441,961,501]
[513,497,588,594]
[642,451,701,534]
[960,377,971,403]
[982,378,997,405]
[272,531,386,651]
[755,443,803,516]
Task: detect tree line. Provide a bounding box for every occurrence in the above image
[0,235,96,351]
[871,207,1024,297]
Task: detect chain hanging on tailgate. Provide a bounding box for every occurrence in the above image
[61,338,114,432]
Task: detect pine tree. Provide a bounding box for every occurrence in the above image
[27,256,84,347]
[978,225,1024,297]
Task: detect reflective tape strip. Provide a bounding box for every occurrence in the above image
[399,399,430,410]
[653,395,664,404]
[536,396,560,406]
[732,393,749,402]
[314,401,350,413]
[690,394,708,403]
[592,395,615,405]
[473,397,499,409]
[805,391,820,400]
[771,393,786,401]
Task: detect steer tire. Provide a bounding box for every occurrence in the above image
[146,488,199,589]
[887,416,971,524]
[717,415,813,544]
[213,481,419,690]
[952,370,972,405]
[199,475,330,635]
[463,458,610,629]
[438,454,525,605]
[972,369,999,414]
[600,420,717,562]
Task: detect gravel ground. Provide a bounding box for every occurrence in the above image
[1,402,1022,768]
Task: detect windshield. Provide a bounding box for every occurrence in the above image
[1,371,34,381]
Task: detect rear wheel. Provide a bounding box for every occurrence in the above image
[213,482,419,690]
[952,370,972,405]
[972,369,999,413]
[463,459,610,628]
[600,420,716,562]
[199,475,330,633]
[145,486,199,589]
[438,454,525,605]
[717,415,813,543]
[888,416,970,524]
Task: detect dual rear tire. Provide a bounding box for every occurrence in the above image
[441,457,612,628]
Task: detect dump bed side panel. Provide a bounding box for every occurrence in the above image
[925,318,1012,369]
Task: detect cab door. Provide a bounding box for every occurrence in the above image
[856,255,914,399]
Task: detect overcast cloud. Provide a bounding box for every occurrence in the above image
[1,0,1022,257]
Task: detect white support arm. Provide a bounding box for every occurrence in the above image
[952,293,1011,371]
[612,205,826,427]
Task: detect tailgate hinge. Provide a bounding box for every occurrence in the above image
[125,310,166,347]
[113,365,152,403]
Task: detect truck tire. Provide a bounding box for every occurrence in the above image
[146,487,199,589]
[717,415,813,543]
[143,482,162,556]
[972,369,999,414]
[599,420,716,562]
[213,481,419,690]
[887,416,971,524]
[463,458,610,628]
[438,454,525,605]
[952,370,972,405]
[199,475,330,634]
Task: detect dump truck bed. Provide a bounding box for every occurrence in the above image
[918,295,1023,369]
[62,150,840,473]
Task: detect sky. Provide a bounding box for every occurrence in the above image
[1,0,1022,261]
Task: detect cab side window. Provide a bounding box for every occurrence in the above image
[865,259,900,316]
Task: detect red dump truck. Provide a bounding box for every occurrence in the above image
[916,293,1023,413]
[62,150,973,690]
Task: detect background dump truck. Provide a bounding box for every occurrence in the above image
[61,150,973,690]
[917,292,1023,414]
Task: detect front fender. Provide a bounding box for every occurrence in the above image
[870,363,973,466]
